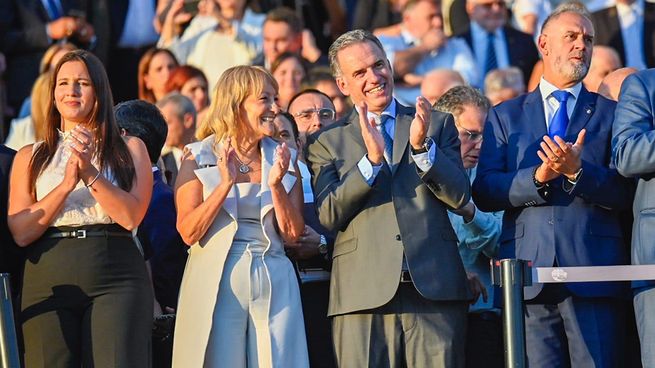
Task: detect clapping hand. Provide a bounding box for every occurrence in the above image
[537,129,585,180]
[217,137,237,186]
[68,125,96,179]
[409,96,431,150]
[269,142,292,187]
[357,103,385,165]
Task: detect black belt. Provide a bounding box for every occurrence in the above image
[45,229,132,239]
[400,270,413,283]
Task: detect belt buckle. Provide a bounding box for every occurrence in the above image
[75,230,87,239]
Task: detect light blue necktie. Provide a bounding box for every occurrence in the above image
[549,90,571,139]
[378,115,393,164]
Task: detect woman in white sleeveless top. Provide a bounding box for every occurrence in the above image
[7,50,153,367]
[173,65,309,367]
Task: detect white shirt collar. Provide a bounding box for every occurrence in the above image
[538,77,582,102]
[400,28,420,46]
[471,20,503,39]
[367,99,398,123]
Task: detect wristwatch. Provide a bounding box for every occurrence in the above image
[317,234,328,255]
[410,137,433,155]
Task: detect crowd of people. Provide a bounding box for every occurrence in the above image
[1,0,655,367]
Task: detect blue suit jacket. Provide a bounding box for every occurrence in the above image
[473,86,633,300]
[613,70,655,290]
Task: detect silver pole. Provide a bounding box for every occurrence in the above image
[0,274,19,368]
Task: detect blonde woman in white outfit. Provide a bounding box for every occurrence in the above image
[173,65,309,368]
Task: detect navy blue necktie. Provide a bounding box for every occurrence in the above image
[378,115,393,164]
[45,0,62,20]
[549,90,571,139]
[484,32,498,75]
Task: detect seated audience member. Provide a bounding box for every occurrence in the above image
[271,52,308,110]
[138,48,179,103]
[17,42,77,119]
[583,45,622,93]
[591,0,655,69]
[302,67,351,119]
[273,110,336,368]
[287,89,338,146]
[352,0,407,31]
[114,100,188,313]
[158,0,265,91]
[156,93,197,187]
[253,7,323,70]
[598,67,638,101]
[434,85,503,368]
[379,0,478,105]
[420,69,466,105]
[165,65,210,124]
[5,72,50,150]
[511,0,552,39]
[484,67,526,106]
[456,0,539,88]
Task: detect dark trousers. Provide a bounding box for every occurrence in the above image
[21,225,152,368]
[332,283,468,368]
[299,280,335,368]
[465,310,504,368]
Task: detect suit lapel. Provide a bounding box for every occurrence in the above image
[566,87,595,140]
[522,89,548,140]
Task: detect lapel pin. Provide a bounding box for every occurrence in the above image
[586,109,591,114]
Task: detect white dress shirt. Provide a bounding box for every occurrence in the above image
[538,77,582,130]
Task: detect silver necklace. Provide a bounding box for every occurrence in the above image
[234,154,252,174]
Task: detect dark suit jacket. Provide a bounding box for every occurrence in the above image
[0,0,108,109]
[162,152,178,188]
[457,25,539,87]
[473,86,634,300]
[591,3,655,68]
[306,101,472,316]
[138,169,187,309]
[0,145,20,295]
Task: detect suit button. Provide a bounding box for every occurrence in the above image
[395,234,401,241]
[548,219,554,225]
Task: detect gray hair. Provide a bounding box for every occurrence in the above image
[484,67,525,95]
[540,1,592,35]
[156,92,197,122]
[328,29,386,78]
[434,85,490,117]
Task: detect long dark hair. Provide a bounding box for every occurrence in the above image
[29,50,136,193]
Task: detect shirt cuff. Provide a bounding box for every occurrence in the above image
[358,155,382,186]
[412,140,436,172]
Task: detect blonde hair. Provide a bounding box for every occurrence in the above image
[40,42,77,74]
[196,66,278,141]
[30,71,52,141]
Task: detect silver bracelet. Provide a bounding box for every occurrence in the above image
[86,171,101,188]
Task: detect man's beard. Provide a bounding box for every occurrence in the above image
[556,55,590,82]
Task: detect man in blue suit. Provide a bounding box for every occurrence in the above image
[612,69,655,366]
[473,4,634,367]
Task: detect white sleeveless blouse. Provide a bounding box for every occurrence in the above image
[35,132,115,227]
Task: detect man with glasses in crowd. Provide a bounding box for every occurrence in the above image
[473,4,634,367]
[288,89,337,146]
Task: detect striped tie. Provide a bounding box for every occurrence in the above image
[484,32,498,76]
[378,115,393,165]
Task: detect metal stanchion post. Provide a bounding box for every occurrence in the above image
[0,274,20,368]
[492,259,532,368]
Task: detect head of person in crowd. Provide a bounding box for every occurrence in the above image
[115,100,168,165]
[165,65,210,116]
[30,50,135,192]
[537,3,593,88]
[329,30,394,115]
[138,48,179,103]
[156,93,197,151]
[201,65,279,143]
[271,52,307,110]
[287,89,337,145]
[302,67,351,119]
[420,69,466,105]
[466,0,508,33]
[597,67,637,101]
[434,85,490,168]
[402,0,444,39]
[40,42,77,74]
[583,45,622,93]
[262,7,303,67]
[214,0,248,21]
[273,112,300,152]
[30,71,53,141]
[484,67,525,105]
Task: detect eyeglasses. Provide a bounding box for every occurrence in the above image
[456,123,484,142]
[293,108,336,122]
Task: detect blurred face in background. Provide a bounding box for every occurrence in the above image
[454,104,486,168]
[180,76,209,112]
[272,57,306,109]
[273,114,299,151]
[467,0,507,33]
[263,21,302,65]
[144,51,177,101]
[315,79,349,119]
[216,0,246,20]
[404,0,443,39]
